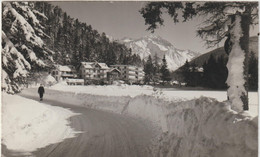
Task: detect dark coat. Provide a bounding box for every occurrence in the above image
[38,86,45,94]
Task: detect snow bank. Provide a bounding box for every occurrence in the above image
[2,93,79,154]
[50,83,154,97]
[126,96,257,157]
[50,83,258,117]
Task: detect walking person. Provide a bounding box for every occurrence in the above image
[38,84,45,101]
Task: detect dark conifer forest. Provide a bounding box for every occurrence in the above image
[33,2,142,69]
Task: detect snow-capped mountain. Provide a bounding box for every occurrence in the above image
[120,34,201,71]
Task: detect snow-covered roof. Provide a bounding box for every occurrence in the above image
[81,62,109,70]
[98,63,109,69]
[57,65,72,72]
[81,62,94,69]
[109,68,121,73]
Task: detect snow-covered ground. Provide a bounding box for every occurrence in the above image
[45,83,258,157]
[50,83,258,117]
[3,83,258,157]
[2,93,80,154]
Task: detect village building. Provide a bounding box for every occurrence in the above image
[110,65,144,84]
[51,65,77,82]
[107,68,121,84]
[80,62,110,84]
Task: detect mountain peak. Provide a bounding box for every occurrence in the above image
[120,35,201,71]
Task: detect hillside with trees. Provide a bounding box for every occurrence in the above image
[34,2,142,68]
[174,42,258,90]
[2,1,142,93]
[188,36,258,67]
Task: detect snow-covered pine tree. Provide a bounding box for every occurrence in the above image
[140,2,258,111]
[2,2,54,93]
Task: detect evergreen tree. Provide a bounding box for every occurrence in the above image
[248,51,258,90]
[182,60,191,85]
[152,53,160,84]
[160,55,171,84]
[144,55,154,84]
[188,62,202,87]
[2,2,54,93]
[202,55,228,89]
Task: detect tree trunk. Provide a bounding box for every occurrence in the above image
[226,8,251,111]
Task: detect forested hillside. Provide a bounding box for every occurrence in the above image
[2,2,142,93]
[189,36,258,67]
[174,36,258,90]
[33,2,141,67]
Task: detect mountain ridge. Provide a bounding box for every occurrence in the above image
[119,35,201,71]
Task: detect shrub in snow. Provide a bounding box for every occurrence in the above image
[42,75,57,86]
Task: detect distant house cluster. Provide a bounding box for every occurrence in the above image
[51,62,144,85]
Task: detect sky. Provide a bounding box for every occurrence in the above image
[51,1,259,54]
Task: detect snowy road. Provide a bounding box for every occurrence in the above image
[4,89,154,157]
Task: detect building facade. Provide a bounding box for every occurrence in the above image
[51,65,77,82]
[110,65,144,84]
[80,62,110,84]
[107,68,121,84]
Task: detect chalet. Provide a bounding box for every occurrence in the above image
[51,65,77,82]
[80,62,110,84]
[107,68,121,83]
[110,65,144,84]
